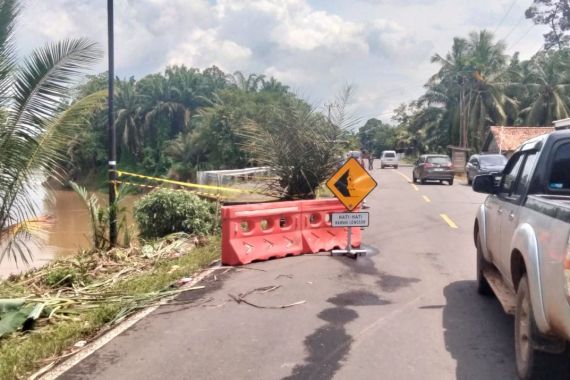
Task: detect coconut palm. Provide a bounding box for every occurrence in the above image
[0,0,102,263]
[522,50,570,125]
[465,31,516,149]
[421,30,514,150]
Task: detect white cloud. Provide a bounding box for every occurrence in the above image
[166,28,252,71]
[14,0,550,122]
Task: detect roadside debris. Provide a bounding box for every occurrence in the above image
[228,285,306,309]
[0,233,206,338]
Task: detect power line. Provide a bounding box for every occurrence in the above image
[509,24,536,51]
[501,13,526,41]
[493,0,519,34]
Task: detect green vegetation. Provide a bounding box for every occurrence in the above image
[0,236,220,380]
[69,67,306,182]
[0,0,103,263]
[526,0,570,50]
[241,87,356,199]
[70,182,132,249]
[358,36,570,155]
[134,189,219,239]
[357,2,570,156]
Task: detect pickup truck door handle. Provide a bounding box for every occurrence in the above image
[508,212,515,221]
[497,207,504,215]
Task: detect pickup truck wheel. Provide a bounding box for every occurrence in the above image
[476,237,493,296]
[515,275,569,379]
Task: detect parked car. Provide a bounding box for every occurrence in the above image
[412,155,454,185]
[380,150,399,169]
[346,150,361,159]
[466,153,507,185]
[472,129,570,379]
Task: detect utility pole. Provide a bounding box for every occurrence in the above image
[107,0,117,247]
[458,75,464,148]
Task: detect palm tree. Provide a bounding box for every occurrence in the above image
[138,74,188,139]
[522,50,570,125]
[261,77,289,94]
[0,0,102,263]
[465,31,515,149]
[428,37,470,147]
[424,31,514,150]
[164,65,206,111]
[115,77,143,155]
[228,71,265,92]
[467,70,516,149]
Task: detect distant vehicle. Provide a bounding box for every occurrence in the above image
[380,150,399,169]
[472,129,570,379]
[412,154,454,185]
[465,154,507,185]
[346,150,361,159]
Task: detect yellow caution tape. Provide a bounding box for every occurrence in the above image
[116,170,255,194]
[114,180,225,201]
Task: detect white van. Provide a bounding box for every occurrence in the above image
[380,150,399,169]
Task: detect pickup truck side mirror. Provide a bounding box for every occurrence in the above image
[472,174,498,194]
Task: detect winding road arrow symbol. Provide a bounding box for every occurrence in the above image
[334,169,351,197]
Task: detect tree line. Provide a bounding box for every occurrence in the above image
[358,0,570,156]
[68,66,307,183]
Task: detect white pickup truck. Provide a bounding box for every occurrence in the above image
[473,129,570,379]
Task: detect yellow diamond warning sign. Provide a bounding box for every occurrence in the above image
[326,158,377,211]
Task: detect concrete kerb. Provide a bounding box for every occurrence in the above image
[35,264,222,380]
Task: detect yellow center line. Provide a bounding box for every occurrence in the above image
[440,214,458,229]
[412,184,419,191]
[422,195,431,203]
[394,169,412,183]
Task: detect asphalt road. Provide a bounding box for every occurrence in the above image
[59,166,518,380]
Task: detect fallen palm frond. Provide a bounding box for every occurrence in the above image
[0,232,207,339]
[0,234,220,380]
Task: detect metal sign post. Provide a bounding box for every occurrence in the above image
[331,211,368,259]
[325,159,376,260]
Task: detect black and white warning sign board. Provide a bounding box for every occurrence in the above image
[331,212,369,227]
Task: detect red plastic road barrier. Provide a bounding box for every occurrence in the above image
[221,201,303,265]
[300,198,361,253]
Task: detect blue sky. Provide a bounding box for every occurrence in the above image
[15,0,549,123]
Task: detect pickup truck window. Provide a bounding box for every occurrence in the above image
[514,153,537,196]
[549,142,570,192]
[500,153,523,195]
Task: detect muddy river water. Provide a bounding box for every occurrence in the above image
[0,190,136,279]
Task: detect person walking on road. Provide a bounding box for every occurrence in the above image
[360,149,369,167]
[368,153,374,170]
